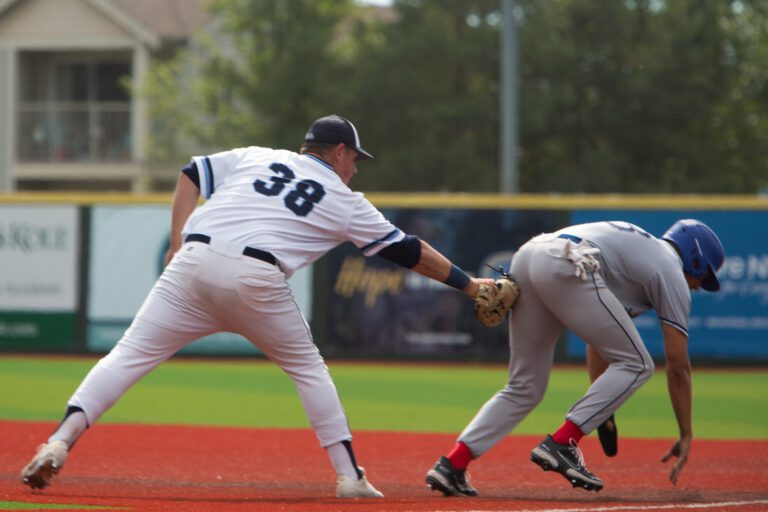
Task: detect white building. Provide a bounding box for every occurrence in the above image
[0,0,208,192]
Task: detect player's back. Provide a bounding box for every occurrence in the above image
[185,146,364,275]
[560,221,689,318]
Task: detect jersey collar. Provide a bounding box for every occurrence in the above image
[661,239,685,270]
[304,153,334,172]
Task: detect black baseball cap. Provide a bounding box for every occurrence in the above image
[304,114,374,160]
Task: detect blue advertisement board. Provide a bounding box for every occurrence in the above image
[568,210,768,361]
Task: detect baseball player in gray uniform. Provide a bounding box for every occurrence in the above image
[426,219,724,496]
[21,114,489,498]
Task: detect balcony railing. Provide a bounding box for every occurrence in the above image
[17,103,131,162]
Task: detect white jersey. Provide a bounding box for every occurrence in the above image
[183,146,405,278]
[556,221,691,335]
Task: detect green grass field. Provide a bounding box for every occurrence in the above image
[1,355,766,439]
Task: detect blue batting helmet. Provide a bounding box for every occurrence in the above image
[662,219,725,292]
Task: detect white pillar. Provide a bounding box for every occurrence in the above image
[131,44,150,193]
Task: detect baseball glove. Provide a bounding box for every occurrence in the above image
[474,275,520,327]
[597,413,618,457]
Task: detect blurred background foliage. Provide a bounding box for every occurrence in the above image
[141,0,768,194]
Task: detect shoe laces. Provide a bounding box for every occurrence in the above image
[449,463,471,487]
[568,439,587,469]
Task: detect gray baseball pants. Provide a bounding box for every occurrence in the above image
[459,234,654,456]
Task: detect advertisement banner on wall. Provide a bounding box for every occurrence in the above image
[0,205,79,350]
[319,208,567,360]
[88,206,313,355]
[568,210,768,361]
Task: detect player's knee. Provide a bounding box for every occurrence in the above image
[501,380,547,407]
[630,357,654,386]
[639,358,655,382]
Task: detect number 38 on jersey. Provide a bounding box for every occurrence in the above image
[253,163,326,217]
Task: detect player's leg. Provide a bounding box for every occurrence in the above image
[541,274,653,435]
[457,285,563,457]
[527,240,652,491]
[227,260,381,498]
[427,240,564,496]
[530,287,647,491]
[587,345,618,456]
[21,246,218,489]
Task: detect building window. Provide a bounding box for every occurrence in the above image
[17,51,132,162]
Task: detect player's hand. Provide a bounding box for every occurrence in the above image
[464,277,495,298]
[661,436,691,485]
[475,277,496,289]
[474,275,520,327]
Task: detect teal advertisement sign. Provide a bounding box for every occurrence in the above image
[87,206,313,356]
[87,206,258,355]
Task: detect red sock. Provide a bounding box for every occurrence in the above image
[552,419,584,445]
[446,441,473,470]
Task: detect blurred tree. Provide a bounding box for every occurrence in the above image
[141,0,768,193]
[142,0,501,191]
[343,0,501,191]
[517,0,768,193]
[142,0,358,160]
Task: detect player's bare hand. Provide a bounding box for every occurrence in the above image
[661,436,691,485]
[465,277,495,299]
[476,278,496,288]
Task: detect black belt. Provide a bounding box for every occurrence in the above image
[558,233,583,243]
[185,233,277,266]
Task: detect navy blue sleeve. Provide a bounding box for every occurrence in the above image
[377,235,422,269]
[181,161,200,189]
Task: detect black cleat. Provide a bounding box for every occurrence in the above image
[425,456,478,497]
[530,435,604,492]
[597,414,618,457]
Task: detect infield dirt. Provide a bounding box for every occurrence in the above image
[1,421,766,511]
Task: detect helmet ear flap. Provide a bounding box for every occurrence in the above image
[690,255,701,272]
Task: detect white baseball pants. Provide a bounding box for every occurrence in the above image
[68,239,351,448]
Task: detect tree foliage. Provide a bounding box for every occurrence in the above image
[142,0,768,193]
[517,0,768,193]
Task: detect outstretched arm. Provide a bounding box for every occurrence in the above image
[410,240,484,298]
[165,172,200,266]
[374,232,492,299]
[411,240,483,299]
[660,322,693,485]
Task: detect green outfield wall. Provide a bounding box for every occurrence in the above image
[1,193,766,363]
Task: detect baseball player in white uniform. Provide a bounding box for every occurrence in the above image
[21,115,488,498]
[426,219,724,496]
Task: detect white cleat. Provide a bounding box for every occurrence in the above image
[21,440,69,490]
[336,468,384,498]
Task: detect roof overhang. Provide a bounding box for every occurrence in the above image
[0,0,161,49]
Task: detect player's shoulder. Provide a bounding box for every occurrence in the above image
[232,146,296,167]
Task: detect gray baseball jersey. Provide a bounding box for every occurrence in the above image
[556,221,691,334]
[458,221,691,457]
